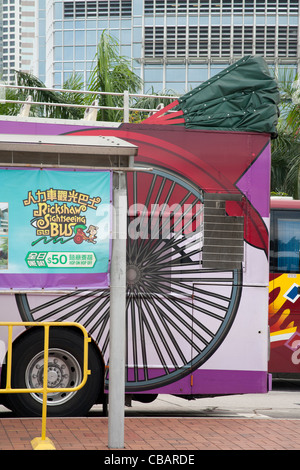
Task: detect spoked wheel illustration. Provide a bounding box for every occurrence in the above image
[16,167,242,393]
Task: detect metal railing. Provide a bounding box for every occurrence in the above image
[0,84,179,122]
[0,321,91,450]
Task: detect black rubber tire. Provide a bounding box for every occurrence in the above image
[3,327,103,417]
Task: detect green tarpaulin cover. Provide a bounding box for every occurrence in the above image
[175,55,280,136]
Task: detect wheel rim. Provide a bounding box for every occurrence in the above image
[25,348,82,406]
[16,167,242,392]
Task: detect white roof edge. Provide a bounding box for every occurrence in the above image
[0,134,138,156]
[0,114,121,128]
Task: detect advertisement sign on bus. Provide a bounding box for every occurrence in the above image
[0,168,112,290]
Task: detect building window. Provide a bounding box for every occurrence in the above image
[144,22,298,60]
[63,0,132,18]
[144,0,300,16]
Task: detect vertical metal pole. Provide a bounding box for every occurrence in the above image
[123,90,129,123]
[108,171,127,449]
[41,325,50,442]
[6,326,13,390]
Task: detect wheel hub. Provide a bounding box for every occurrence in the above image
[47,366,63,387]
[126,264,142,286]
[33,359,68,388]
[25,348,82,406]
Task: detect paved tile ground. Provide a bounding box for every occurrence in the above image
[0,417,300,450]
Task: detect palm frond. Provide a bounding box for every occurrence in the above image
[15,70,85,119]
[271,129,300,198]
[131,87,178,122]
[88,31,143,121]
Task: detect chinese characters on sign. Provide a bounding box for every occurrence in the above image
[0,168,112,290]
[23,187,101,244]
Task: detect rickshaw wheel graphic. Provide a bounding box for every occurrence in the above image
[16,168,242,392]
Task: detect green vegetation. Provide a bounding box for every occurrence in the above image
[271,68,300,198]
[1,41,300,197]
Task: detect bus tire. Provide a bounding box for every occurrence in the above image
[3,327,103,417]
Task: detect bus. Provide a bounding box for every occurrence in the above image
[269,197,300,376]
[0,55,279,416]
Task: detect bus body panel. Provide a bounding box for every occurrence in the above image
[269,199,300,376]
[0,117,271,400]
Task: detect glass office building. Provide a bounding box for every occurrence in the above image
[0,0,35,83]
[20,1,300,93]
[44,0,300,93]
[1,0,22,84]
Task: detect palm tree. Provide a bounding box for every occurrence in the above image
[88,31,143,121]
[15,71,85,120]
[130,86,178,123]
[270,69,300,198]
[0,86,21,116]
[1,32,143,123]
[271,131,300,198]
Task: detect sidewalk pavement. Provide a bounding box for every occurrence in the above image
[1,416,300,450]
